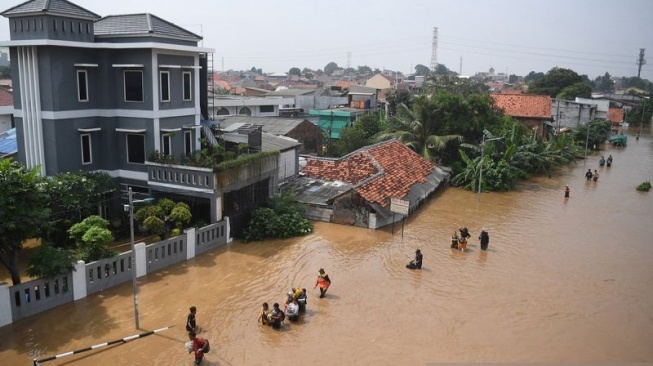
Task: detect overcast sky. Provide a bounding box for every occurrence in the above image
[1,0,652,80]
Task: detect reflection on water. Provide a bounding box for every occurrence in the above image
[1,129,652,365]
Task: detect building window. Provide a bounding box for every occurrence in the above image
[239,107,251,116]
[160,71,170,102]
[81,134,92,164]
[184,130,192,156]
[126,133,145,164]
[77,70,88,102]
[161,134,172,156]
[260,105,274,113]
[124,70,144,102]
[182,71,192,101]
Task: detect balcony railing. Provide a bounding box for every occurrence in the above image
[146,162,215,192]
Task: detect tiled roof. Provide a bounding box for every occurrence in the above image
[0,88,13,107]
[608,108,624,123]
[2,0,100,19]
[302,140,435,207]
[492,94,552,119]
[94,13,202,41]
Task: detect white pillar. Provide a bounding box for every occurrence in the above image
[134,242,147,278]
[226,216,233,243]
[72,260,87,301]
[0,282,12,327]
[185,227,196,260]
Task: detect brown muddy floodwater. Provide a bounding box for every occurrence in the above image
[2,128,652,366]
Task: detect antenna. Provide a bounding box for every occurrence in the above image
[430,27,439,72]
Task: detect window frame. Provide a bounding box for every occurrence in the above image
[77,69,89,102]
[80,133,92,165]
[126,133,146,164]
[124,70,144,103]
[160,70,170,102]
[182,71,192,101]
[184,130,192,156]
[161,133,172,156]
[259,105,274,113]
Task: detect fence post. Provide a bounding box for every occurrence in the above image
[226,216,233,243]
[72,260,87,301]
[0,282,12,327]
[134,242,147,278]
[185,227,196,260]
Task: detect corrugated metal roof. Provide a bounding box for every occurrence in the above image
[2,0,100,20]
[266,89,315,97]
[94,13,201,41]
[261,132,300,152]
[217,116,308,136]
[0,128,18,156]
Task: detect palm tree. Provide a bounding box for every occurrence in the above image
[377,93,462,163]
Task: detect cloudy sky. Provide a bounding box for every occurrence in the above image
[1,0,652,80]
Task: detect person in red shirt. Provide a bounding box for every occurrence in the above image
[188,331,208,365]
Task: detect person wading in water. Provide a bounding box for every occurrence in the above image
[314,268,331,298]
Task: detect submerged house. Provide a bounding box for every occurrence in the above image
[290,140,450,229]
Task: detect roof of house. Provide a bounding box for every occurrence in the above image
[301,140,436,207]
[266,88,315,97]
[1,0,100,20]
[608,108,624,123]
[348,85,377,95]
[261,132,301,152]
[217,116,313,136]
[0,128,18,157]
[0,88,13,107]
[492,94,552,119]
[94,13,202,41]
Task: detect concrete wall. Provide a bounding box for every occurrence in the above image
[552,99,596,130]
[8,16,95,42]
[0,220,231,328]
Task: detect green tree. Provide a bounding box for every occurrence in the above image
[26,243,75,279]
[358,65,372,75]
[243,190,312,242]
[556,82,592,100]
[426,75,490,98]
[529,67,582,97]
[414,64,431,76]
[434,64,458,76]
[288,67,301,76]
[573,119,611,151]
[69,215,116,263]
[508,74,518,83]
[594,72,615,93]
[0,159,51,284]
[524,71,545,84]
[135,199,192,238]
[386,89,413,116]
[324,62,339,75]
[377,93,463,163]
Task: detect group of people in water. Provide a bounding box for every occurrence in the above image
[451,226,490,252]
[583,155,614,184]
[258,268,331,329]
[405,227,490,269]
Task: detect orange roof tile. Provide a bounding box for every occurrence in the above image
[608,108,624,123]
[0,88,12,107]
[492,94,551,119]
[302,141,435,207]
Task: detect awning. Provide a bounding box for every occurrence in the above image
[77,127,101,132]
[115,128,146,133]
[74,63,98,67]
[112,64,144,68]
[160,128,181,132]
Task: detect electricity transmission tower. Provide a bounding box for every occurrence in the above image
[430,27,439,72]
[637,48,646,79]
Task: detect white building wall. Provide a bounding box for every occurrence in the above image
[0,113,11,133]
[278,149,297,182]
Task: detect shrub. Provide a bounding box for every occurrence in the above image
[243,190,313,242]
[636,180,651,192]
[27,243,75,279]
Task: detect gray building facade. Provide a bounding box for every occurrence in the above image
[1,0,212,202]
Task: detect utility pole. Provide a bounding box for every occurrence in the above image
[637,48,646,79]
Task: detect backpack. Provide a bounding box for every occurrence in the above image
[201,338,210,354]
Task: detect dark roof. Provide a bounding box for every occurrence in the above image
[94,13,202,41]
[261,132,301,152]
[217,116,311,136]
[2,0,100,20]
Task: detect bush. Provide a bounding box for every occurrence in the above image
[243,190,313,242]
[636,180,651,192]
[27,243,75,278]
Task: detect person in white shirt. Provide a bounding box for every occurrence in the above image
[285,297,299,321]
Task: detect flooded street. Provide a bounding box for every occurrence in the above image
[1,128,652,365]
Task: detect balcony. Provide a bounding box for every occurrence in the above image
[147,162,215,195]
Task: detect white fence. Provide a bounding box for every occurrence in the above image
[0,219,231,328]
